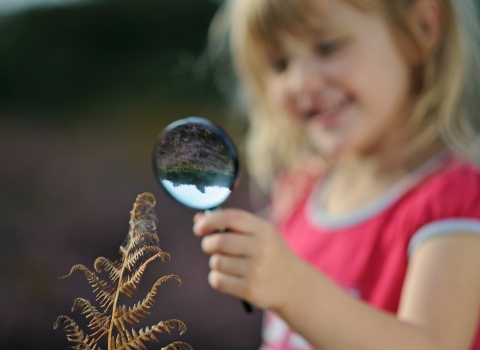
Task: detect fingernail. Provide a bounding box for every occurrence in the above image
[193,212,203,223]
[192,222,201,236]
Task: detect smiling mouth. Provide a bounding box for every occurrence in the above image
[307,97,352,120]
[304,97,351,129]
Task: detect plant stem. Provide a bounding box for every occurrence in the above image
[107,232,133,349]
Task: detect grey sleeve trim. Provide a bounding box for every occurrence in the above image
[408,219,480,256]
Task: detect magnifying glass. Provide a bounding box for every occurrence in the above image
[152,116,254,313]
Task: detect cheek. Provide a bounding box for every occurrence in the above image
[265,77,279,106]
[265,76,298,118]
[358,46,410,117]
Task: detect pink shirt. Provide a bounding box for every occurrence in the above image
[261,156,480,350]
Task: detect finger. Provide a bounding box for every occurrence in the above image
[208,270,248,301]
[201,232,254,256]
[209,254,250,277]
[193,208,264,236]
[193,212,204,223]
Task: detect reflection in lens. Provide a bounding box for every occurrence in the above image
[153,118,238,210]
[161,180,231,210]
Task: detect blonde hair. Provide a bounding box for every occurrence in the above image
[209,0,480,191]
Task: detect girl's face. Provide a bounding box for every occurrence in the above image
[263,0,412,158]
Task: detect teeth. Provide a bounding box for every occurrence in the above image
[319,98,348,116]
[303,97,350,120]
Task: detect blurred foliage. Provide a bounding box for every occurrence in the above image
[0,0,221,122]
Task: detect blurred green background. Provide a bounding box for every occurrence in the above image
[0,0,264,349]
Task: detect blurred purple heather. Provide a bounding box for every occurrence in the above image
[0,0,264,349]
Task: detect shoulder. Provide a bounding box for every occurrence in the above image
[409,160,480,217]
[405,159,480,255]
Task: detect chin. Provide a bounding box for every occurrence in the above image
[314,141,350,161]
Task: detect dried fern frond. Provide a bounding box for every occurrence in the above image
[72,298,110,342]
[119,252,166,296]
[113,274,182,333]
[124,246,170,272]
[55,192,193,350]
[161,342,194,350]
[111,319,187,350]
[54,316,86,344]
[61,264,115,310]
[94,257,122,284]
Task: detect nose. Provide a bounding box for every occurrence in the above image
[287,58,325,97]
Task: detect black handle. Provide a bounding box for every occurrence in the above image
[242,300,255,313]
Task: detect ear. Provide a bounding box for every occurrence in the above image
[411,0,444,54]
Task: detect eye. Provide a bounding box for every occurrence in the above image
[315,40,343,56]
[269,58,288,73]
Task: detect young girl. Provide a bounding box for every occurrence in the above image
[193,0,480,349]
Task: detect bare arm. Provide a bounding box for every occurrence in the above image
[277,233,480,350]
[398,234,480,349]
